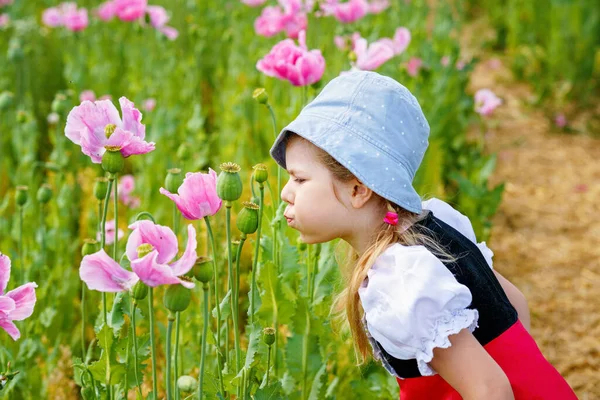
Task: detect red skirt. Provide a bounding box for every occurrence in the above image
[396,320,578,399]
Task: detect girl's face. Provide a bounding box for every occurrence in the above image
[281,138,353,244]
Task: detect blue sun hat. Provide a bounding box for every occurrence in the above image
[269,70,430,214]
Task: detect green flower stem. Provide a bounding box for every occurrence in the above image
[134,211,156,223]
[225,202,241,374]
[266,104,281,210]
[203,217,225,396]
[166,313,175,400]
[132,300,143,399]
[81,284,86,359]
[112,174,118,261]
[233,235,246,373]
[198,284,209,400]
[173,203,180,238]
[39,204,46,268]
[174,312,181,400]
[99,178,114,397]
[18,205,23,284]
[149,288,158,398]
[250,184,265,325]
[266,344,272,387]
[301,313,310,400]
[310,244,320,304]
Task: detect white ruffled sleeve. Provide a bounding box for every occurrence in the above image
[358,244,479,376]
[422,198,494,269]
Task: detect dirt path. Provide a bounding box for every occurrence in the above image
[464,27,600,398]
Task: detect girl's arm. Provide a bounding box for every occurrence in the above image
[429,328,515,400]
[493,270,531,332]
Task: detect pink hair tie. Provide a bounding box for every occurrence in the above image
[383,212,399,226]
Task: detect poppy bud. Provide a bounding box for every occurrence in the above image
[15,186,28,206]
[237,202,259,235]
[217,162,243,202]
[131,281,148,301]
[36,184,52,204]
[81,239,100,257]
[191,256,213,284]
[252,88,269,105]
[252,163,268,184]
[177,375,197,393]
[94,177,109,201]
[102,147,125,175]
[263,327,275,346]
[163,283,192,313]
[16,110,28,124]
[176,143,191,161]
[165,168,183,193]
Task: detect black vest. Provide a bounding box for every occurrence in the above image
[373,210,518,378]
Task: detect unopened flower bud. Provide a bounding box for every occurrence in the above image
[16,110,28,124]
[252,163,268,184]
[102,147,124,175]
[0,91,14,111]
[217,162,243,202]
[51,93,68,114]
[36,184,52,204]
[263,327,275,346]
[163,283,192,313]
[252,88,269,105]
[177,375,197,393]
[131,281,148,301]
[81,239,100,256]
[93,177,109,201]
[15,186,28,206]
[176,143,191,161]
[191,256,213,283]
[237,202,259,235]
[296,237,307,252]
[165,168,183,193]
[137,243,154,259]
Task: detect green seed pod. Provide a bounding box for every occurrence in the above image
[165,168,183,193]
[252,163,268,184]
[51,93,68,114]
[217,162,243,202]
[263,327,275,346]
[176,143,191,161]
[237,202,259,235]
[16,110,28,124]
[104,124,116,139]
[163,283,192,313]
[177,375,197,393]
[101,147,125,175]
[191,256,213,283]
[131,281,148,301]
[137,243,154,259]
[81,239,100,257]
[296,237,307,252]
[15,186,28,206]
[0,91,14,111]
[252,88,269,105]
[93,177,109,201]
[36,184,52,204]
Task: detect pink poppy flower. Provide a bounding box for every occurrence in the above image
[334,35,348,50]
[474,88,502,116]
[0,253,38,341]
[96,0,116,21]
[79,90,96,103]
[254,0,307,39]
[146,5,168,28]
[80,249,139,292]
[352,36,395,71]
[406,57,423,77]
[378,27,410,55]
[99,94,112,100]
[114,0,147,22]
[0,0,13,7]
[63,7,88,32]
[65,96,155,164]
[126,221,197,288]
[555,113,567,128]
[142,98,156,112]
[0,14,9,27]
[241,0,267,6]
[42,7,63,27]
[97,219,124,245]
[255,6,285,37]
[159,169,222,220]
[256,30,326,87]
[158,26,178,40]
[441,56,450,67]
[456,59,466,70]
[123,195,141,208]
[119,174,135,196]
[322,0,369,24]
[368,0,390,14]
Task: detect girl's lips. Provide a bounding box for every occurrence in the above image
[285,217,294,225]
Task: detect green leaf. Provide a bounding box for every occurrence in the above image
[478,154,497,184]
[253,381,284,400]
[257,260,295,327]
[308,361,328,400]
[88,324,126,385]
[39,306,57,328]
[109,291,127,336]
[213,289,231,321]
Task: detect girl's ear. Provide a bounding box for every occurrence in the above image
[350,179,373,209]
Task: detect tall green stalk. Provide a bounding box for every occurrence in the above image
[225,203,241,373]
[166,313,175,400]
[132,300,143,399]
[233,235,246,373]
[99,179,114,399]
[198,283,209,400]
[149,288,158,398]
[18,205,23,284]
[113,174,119,261]
[174,312,181,400]
[250,184,265,325]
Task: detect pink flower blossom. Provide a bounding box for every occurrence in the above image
[97,219,124,245]
[63,7,88,32]
[158,26,178,40]
[146,5,168,28]
[114,0,147,21]
[79,90,96,103]
[42,7,63,27]
[368,0,390,14]
[0,253,38,341]
[65,96,155,164]
[99,94,112,100]
[126,221,197,288]
[405,57,423,77]
[255,6,285,37]
[321,0,368,23]
[0,14,9,27]
[256,30,325,87]
[80,249,139,292]
[159,169,222,220]
[254,0,307,39]
[118,174,135,196]
[352,36,394,71]
[555,113,567,128]
[456,59,466,70]
[0,0,13,7]
[378,27,410,55]
[142,98,156,112]
[334,35,348,50]
[96,0,116,21]
[474,88,502,116]
[241,0,267,6]
[441,56,450,67]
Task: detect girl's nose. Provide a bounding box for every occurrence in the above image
[281,180,293,205]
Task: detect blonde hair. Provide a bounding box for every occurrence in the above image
[287,133,456,364]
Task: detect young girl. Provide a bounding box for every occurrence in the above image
[269,71,578,399]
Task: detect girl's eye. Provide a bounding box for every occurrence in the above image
[294,178,305,184]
